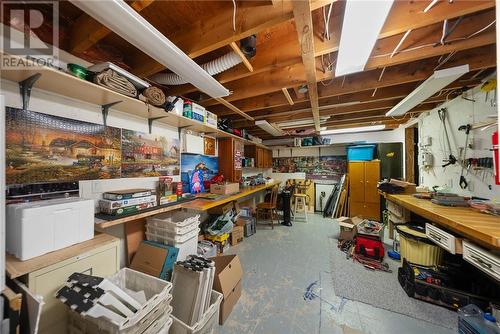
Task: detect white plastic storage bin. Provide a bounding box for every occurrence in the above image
[6,197,94,260]
[146,229,200,261]
[73,268,173,334]
[170,291,223,334]
[147,211,200,229]
[146,223,198,239]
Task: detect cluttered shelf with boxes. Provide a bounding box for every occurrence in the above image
[4,170,275,334]
[1,53,269,149]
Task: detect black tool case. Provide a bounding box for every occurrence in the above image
[398,259,499,310]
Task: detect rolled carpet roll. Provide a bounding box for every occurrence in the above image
[94,69,137,97]
[139,86,166,107]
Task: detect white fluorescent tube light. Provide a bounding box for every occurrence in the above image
[255,120,285,137]
[320,125,386,135]
[335,0,394,77]
[386,64,469,116]
[70,0,229,98]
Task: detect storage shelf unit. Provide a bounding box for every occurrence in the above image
[1,54,269,149]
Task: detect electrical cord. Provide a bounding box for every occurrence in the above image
[369,20,495,59]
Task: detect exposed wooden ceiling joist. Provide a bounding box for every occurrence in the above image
[70,0,155,54]
[203,44,495,107]
[292,0,321,132]
[315,0,495,57]
[130,2,300,77]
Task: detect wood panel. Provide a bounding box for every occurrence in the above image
[348,162,365,203]
[405,127,416,183]
[364,161,381,203]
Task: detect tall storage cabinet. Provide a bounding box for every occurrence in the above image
[245,146,272,168]
[349,160,380,221]
[218,137,244,182]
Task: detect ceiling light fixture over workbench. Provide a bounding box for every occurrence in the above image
[70,0,230,98]
[335,0,394,77]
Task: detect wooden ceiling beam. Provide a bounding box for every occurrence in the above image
[292,0,321,131]
[314,1,495,57]
[70,0,155,54]
[204,44,495,108]
[130,2,301,77]
[214,98,254,121]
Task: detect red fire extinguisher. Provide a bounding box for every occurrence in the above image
[493,131,500,185]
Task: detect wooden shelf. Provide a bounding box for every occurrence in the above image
[1,54,270,149]
[95,203,183,228]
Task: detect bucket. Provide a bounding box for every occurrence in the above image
[396,225,443,266]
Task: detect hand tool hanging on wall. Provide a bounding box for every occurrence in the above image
[438,108,457,168]
[458,124,471,189]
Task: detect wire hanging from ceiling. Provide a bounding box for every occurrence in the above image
[323,3,333,41]
[369,20,495,59]
[232,0,237,32]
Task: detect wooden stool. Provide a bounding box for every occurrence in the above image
[293,193,308,222]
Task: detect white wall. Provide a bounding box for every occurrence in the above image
[418,85,499,199]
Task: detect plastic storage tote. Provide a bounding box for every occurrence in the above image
[347,144,376,161]
[68,268,172,334]
[146,228,200,261]
[170,290,223,334]
[397,225,443,267]
[147,211,200,229]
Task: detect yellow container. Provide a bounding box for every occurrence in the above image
[205,233,230,243]
[397,225,443,267]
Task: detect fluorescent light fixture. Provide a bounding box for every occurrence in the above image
[320,125,386,135]
[335,0,394,77]
[70,0,229,98]
[255,120,285,137]
[386,64,469,116]
[277,117,329,129]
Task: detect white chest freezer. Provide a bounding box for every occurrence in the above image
[6,197,94,260]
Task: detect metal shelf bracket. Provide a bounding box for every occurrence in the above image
[19,73,41,110]
[148,116,168,134]
[101,101,122,127]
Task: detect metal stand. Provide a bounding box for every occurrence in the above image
[19,73,41,110]
[101,101,122,127]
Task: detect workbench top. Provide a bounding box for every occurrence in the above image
[181,180,282,211]
[385,194,500,249]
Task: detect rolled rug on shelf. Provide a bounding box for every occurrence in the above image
[94,69,138,97]
[139,86,166,107]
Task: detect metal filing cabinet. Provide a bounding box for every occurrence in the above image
[22,235,120,334]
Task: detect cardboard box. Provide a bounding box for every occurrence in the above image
[337,216,363,241]
[208,202,234,215]
[206,110,218,128]
[230,226,244,246]
[130,241,179,281]
[211,255,243,324]
[210,183,240,195]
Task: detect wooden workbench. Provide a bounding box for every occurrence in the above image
[385,194,500,249]
[181,180,282,211]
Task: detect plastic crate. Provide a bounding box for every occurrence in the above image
[146,229,199,261]
[146,227,200,244]
[347,144,376,161]
[170,291,223,334]
[147,211,200,228]
[68,268,172,333]
[146,222,199,239]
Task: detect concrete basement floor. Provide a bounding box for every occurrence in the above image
[220,213,455,334]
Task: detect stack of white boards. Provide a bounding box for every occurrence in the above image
[171,255,215,325]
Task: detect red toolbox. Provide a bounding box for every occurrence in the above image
[355,235,385,260]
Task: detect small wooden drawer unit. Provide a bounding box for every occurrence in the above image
[462,240,500,281]
[425,223,462,255]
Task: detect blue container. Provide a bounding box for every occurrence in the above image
[347,144,376,161]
